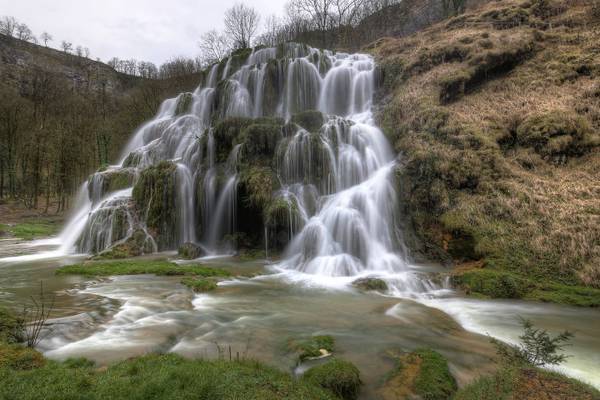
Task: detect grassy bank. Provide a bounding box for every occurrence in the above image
[372,0,600,304]
[454,366,600,400]
[0,350,338,400]
[0,219,61,240]
[452,266,600,307]
[56,260,230,278]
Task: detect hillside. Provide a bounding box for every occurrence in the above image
[372,0,600,301]
[0,34,201,212]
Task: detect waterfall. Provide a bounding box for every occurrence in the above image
[58,43,410,278]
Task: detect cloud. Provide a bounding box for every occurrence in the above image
[0,0,282,65]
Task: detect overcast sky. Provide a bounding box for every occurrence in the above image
[0,0,282,65]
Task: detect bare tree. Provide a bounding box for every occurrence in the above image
[0,16,18,37]
[224,3,260,49]
[84,47,90,58]
[198,29,231,66]
[16,23,33,41]
[40,32,53,47]
[75,45,84,57]
[287,0,334,46]
[258,15,283,47]
[61,40,73,53]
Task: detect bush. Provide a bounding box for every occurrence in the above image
[303,359,362,400]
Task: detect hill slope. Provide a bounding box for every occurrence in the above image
[372,0,600,299]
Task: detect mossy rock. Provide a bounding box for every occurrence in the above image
[239,167,277,210]
[93,229,155,259]
[380,349,457,400]
[174,92,193,116]
[239,123,283,164]
[132,161,177,250]
[291,110,325,133]
[181,277,217,293]
[289,335,335,361]
[178,242,204,260]
[88,168,135,202]
[265,196,301,250]
[352,277,388,292]
[303,358,362,400]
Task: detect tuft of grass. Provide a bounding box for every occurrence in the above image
[0,344,45,370]
[181,278,218,293]
[56,260,230,278]
[303,358,362,400]
[0,350,337,400]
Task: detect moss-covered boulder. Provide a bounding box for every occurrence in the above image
[181,277,217,293]
[93,229,156,260]
[239,123,283,165]
[178,242,204,260]
[289,335,335,361]
[265,197,301,250]
[352,277,388,292]
[379,349,457,400]
[303,359,362,400]
[88,168,135,203]
[452,268,532,299]
[291,110,325,133]
[132,161,177,250]
[516,113,598,162]
[174,92,193,116]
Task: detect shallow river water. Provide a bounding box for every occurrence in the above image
[1,239,599,399]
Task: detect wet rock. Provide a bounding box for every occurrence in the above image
[178,242,204,260]
[352,277,388,292]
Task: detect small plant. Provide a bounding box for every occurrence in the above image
[491,317,573,367]
[21,282,55,348]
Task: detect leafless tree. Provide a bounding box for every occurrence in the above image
[61,40,73,53]
[0,16,18,37]
[198,29,231,66]
[224,3,260,49]
[258,15,283,47]
[16,23,33,41]
[40,32,53,47]
[75,45,84,57]
[84,47,90,58]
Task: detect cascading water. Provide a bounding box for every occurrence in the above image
[58,43,416,284]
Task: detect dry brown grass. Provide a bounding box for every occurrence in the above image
[373,0,600,288]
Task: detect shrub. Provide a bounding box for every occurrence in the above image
[303,359,361,400]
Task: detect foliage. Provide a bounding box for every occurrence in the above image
[302,358,362,400]
[411,349,457,400]
[56,260,230,278]
[0,352,337,400]
[491,318,574,367]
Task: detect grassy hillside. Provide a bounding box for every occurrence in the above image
[372,0,600,298]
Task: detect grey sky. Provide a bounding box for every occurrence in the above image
[0,0,283,65]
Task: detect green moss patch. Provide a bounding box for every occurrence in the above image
[181,277,218,293]
[56,260,230,278]
[0,219,60,240]
[352,277,388,292]
[289,335,335,361]
[303,358,362,400]
[0,344,46,371]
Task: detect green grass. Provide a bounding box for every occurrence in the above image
[453,268,600,307]
[303,358,362,400]
[0,219,60,240]
[0,351,337,400]
[181,278,218,293]
[411,349,457,400]
[56,260,231,278]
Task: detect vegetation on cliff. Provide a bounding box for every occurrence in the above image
[372,0,600,301]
